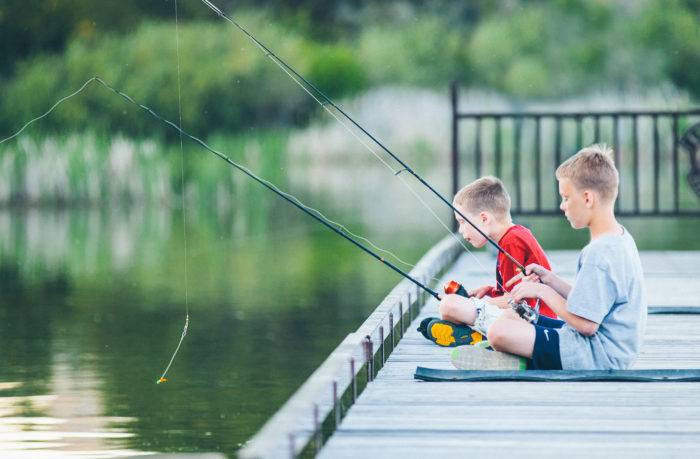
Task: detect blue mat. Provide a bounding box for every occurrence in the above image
[415,367,700,382]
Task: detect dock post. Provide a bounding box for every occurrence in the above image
[350,357,356,402]
[313,403,321,452]
[389,312,394,349]
[288,433,295,459]
[364,335,374,382]
[379,326,385,365]
[332,380,340,427]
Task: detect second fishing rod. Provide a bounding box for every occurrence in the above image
[198,0,528,274]
[89,77,441,301]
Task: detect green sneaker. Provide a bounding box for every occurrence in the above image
[451,343,527,370]
[417,317,485,347]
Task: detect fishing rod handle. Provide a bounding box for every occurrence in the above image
[443,280,471,298]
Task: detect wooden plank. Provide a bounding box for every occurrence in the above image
[320,432,700,459]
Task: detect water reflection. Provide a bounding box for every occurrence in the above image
[0,357,145,458]
[0,202,441,457]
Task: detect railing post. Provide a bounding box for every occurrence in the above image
[451,81,459,232]
[288,433,295,459]
[673,115,679,212]
[613,115,620,211]
[350,357,356,403]
[379,325,385,364]
[632,114,640,214]
[653,114,660,212]
[313,403,321,452]
[364,335,373,383]
[332,380,340,428]
[389,312,395,349]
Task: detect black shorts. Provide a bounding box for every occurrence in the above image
[527,315,564,370]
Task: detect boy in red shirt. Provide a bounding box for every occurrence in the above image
[419,176,554,347]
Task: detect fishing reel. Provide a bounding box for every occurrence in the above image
[445,280,539,323]
[443,280,470,298]
[509,299,539,323]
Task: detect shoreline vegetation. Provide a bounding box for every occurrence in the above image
[0,86,696,208]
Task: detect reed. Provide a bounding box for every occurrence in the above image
[0,129,288,208]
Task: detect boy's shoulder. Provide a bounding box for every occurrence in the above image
[500,224,551,269]
[501,224,547,254]
[501,224,538,246]
[578,228,640,271]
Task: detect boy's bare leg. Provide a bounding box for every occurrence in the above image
[487,313,536,359]
[438,295,477,325]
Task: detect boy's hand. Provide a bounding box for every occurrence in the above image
[506,263,551,287]
[510,281,547,302]
[468,285,493,299]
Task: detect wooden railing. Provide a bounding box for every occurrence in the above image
[450,82,700,216]
[238,234,462,459]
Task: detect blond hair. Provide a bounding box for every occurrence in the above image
[555,143,619,202]
[453,176,511,221]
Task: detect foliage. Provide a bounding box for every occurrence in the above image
[1,18,324,137]
[467,0,700,98]
[358,14,468,87]
[1,1,698,139]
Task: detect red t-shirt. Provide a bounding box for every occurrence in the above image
[486,225,556,318]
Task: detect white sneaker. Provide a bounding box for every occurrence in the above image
[472,298,503,336]
[450,343,527,370]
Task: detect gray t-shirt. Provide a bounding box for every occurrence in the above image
[558,227,647,370]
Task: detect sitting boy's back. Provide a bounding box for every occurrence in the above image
[554,144,647,369]
[558,227,646,369]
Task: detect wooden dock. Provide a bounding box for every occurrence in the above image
[241,238,700,458]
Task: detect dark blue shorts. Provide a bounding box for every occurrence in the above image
[527,315,564,370]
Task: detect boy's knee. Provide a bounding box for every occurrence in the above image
[438,301,458,319]
[487,320,509,351]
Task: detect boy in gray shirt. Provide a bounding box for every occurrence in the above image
[447,143,647,370]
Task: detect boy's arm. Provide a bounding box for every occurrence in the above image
[542,272,572,299]
[507,264,573,299]
[484,295,511,309]
[512,282,599,336]
[469,284,498,299]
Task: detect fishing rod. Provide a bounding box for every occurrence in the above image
[198,0,527,274]
[89,77,441,300]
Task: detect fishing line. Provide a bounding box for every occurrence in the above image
[197,0,518,294]
[0,76,440,298]
[156,0,190,385]
[0,79,96,145]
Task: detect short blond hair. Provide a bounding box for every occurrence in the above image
[555,143,619,202]
[453,176,511,220]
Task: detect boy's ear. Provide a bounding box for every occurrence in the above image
[479,211,489,223]
[582,190,595,208]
